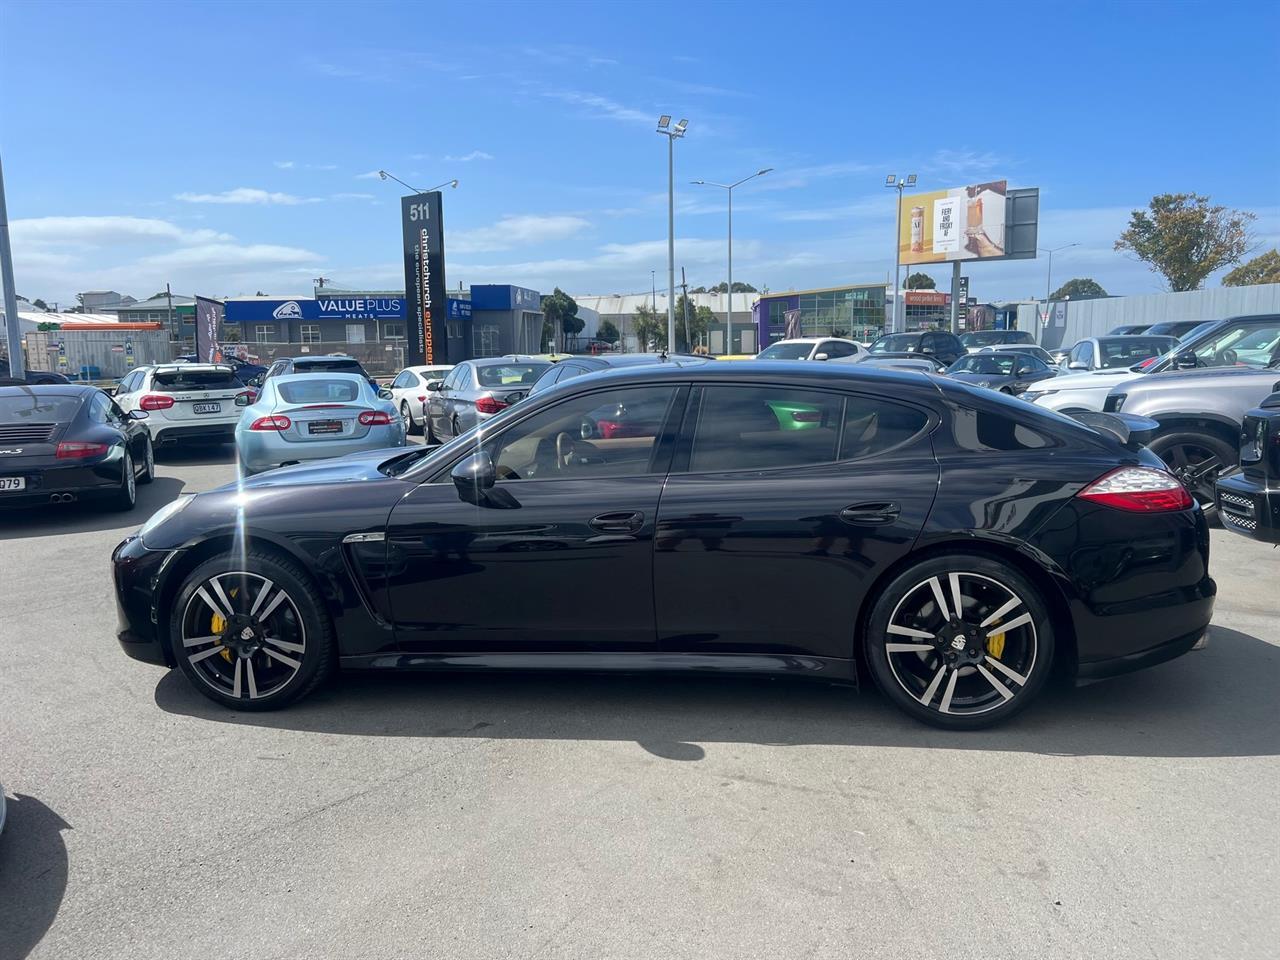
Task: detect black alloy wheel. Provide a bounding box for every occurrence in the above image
[170,551,334,710]
[1148,431,1235,521]
[864,554,1054,730]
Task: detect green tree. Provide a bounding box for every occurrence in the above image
[905,272,936,290]
[597,318,621,345]
[541,288,582,350]
[632,303,665,351]
[1050,277,1108,300]
[32,298,49,311]
[1115,193,1255,291]
[1222,249,1280,287]
[705,281,758,293]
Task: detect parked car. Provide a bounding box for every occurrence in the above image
[977,344,1058,366]
[1108,324,1153,335]
[959,329,1036,353]
[1060,336,1180,373]
[115,361,1214,730]
[1216,390,1280,543]
[1103,365,1280,516]
[0,384,153,510]
[424,357,551,444]
[251,354,379,392]
[867,330,966,367]
[174,353,267,384]
[114,363,249,447]
[944,352,1058,394]
[1026,315,1280,415]
[0,365,71,386]
[233,372,404,475]
[526,353,708,400]
[388,364,454,435]
[755,338,866,362]
[1146,320,1208,339]
[859,351,949,373]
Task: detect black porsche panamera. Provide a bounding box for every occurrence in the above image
[113,361,1215,729]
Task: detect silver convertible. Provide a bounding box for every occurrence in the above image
[233,373,404,475]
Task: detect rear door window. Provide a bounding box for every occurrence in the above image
[475,363,549,388]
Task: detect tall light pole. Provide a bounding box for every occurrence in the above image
[1039,243,1079,322]
[0,152,23,377]
[377,170,459,194]
[692,167,772,355]
[885,173,917,334]
[656,116,687,353]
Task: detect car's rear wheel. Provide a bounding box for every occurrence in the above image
[138,437,155,485]
[863,554,1054,729]
[109,450,137,511]
[400,402,419,436]
[1148,431,1234,522]
[170,551,334,710]
[425,416,439,445]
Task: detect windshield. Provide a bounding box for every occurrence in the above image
[960,331,1006,347]
[152,369,241,391]
[1179,322,1280,368]
[475,363,550,387]
[1097,337,1179,368]
[949,355,1016,375]
[757,342,814,359]
[870,334,919,353]
[0,393,83,421]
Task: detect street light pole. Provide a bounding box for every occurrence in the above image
[656,117,687,354]
[691,167,771,355]
[0,151,23,377]
[1039,243,1079,324]
[884,173,917,334]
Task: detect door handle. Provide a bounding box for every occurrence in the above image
[839,502,901,526]
[589,511,645,533]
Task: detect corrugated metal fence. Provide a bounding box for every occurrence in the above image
[25,329,174,379]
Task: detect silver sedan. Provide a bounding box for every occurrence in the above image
[425,357,551,443]
[234,373,404,475]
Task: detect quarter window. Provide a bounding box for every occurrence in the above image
[487,386,677,481]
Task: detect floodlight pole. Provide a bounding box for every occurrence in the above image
[691,168,771,354]
[1040,243,1079,323]
[667,134,676,352]
[885,174,918,334]
[0,152,22,377]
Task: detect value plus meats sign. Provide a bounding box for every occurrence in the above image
[401,192,448,365]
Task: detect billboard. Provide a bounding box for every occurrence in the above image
[194,296,223,362]
[401,193,448,365]
[900,180,1010,265]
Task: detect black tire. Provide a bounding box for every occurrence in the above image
[863,553,1055,730]
[1148,430,1235,523]
[169,550,335,711]
[110,450,137,511]
[137,436,155,485]
[400,402,420,436]
[451,416,461,439]
[425,416,439,445]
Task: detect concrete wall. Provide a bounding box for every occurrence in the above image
[1040,283,1280,350]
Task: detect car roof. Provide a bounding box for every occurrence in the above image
[271,371,369,385]
[547,359,939,396]
[291,354,363,364]
[405,364,453,372]
[150,363,234,373]
[470,355,548,366]
[0,383,98,398]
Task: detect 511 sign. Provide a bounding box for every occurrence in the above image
[406,201,431,222]
[400,192,447,366]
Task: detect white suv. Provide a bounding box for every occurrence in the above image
[114,363,248,446]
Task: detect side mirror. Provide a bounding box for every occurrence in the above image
[1174,350,1197,369]
[1016,366,1035,377]
[425,379,444,392]
[813,352,830,361]
[378,387,394,401]
[1068,360,1088,370]
[451,451,496,504]
[248,374,264,388]
[920,346,935,355]
[235,393,252,407]
[128,409,149,420]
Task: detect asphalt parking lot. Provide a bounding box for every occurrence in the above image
[1,443,1277,960]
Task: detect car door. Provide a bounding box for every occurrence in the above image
[428,365,463,438]
[383,382,687,653]
[113,370,144,413]
[652,383,939,659]
[1011,356,1053,392]
[106,394,148,462]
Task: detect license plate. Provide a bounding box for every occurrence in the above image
[307,420,343,435]
[0,477,26,492]
[192,402,222,415]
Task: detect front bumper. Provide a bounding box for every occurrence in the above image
[1216,470,1280,544]
[112,535,178,666]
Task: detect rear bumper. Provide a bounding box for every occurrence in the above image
[1216,470,1280,544]
[1075,625,1209,681]
[236,427,404,472]
[0,459,122,506]
[151,422,238,444]
[112,535,177,666]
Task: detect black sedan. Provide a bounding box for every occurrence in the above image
[113,362,1214,729]
[1,385,154,510]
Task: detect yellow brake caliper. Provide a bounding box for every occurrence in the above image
[212,586,238,662]
[987,619,1006,660]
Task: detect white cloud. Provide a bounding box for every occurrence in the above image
[441,151,494,163]
[12,216,234,246]
[276,160,337,171]
[540,89,651,124]
[925,149,1008,177]
[174,188,323,205]
[274,160,296,169]
[329,192,376,201]
[448,214,591,254]
[138,243,320,270]
[355,170,383,180]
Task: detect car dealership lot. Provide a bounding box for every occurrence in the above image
[1,446,1278,960]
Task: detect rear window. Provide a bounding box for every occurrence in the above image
[870,334,919,353]
[0,394,83,421]
[295,359,365,374]
[475,363,549,387]
[278,379,362,403]
[152,369,241,391]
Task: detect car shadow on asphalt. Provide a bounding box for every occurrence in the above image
[0,477,185,541]
[152,626,1280,760]
[153,442,236,468]
[0,793,72,960]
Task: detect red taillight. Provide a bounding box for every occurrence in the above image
[475,396,508,415]
[358,410,393,426]
[1137,357,1156,370]
[139,394,175,411]
[790,410,823,423]
[417,395,426,402]
[55,441,109,459]
[249,415,292,431]
[1077,466,1193,512]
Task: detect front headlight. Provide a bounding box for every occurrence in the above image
[138,493,195,544]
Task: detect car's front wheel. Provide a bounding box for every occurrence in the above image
[863,554,1054,729]
[169,551,335,710]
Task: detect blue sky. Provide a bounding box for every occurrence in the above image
[3,0,1278,306]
